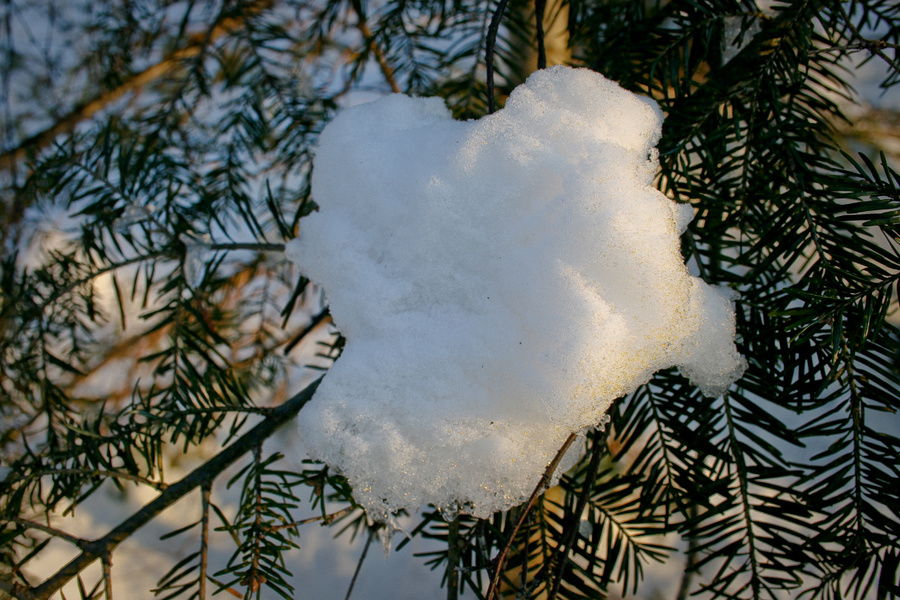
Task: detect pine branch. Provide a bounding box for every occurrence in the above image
[485,0,511,114]
[11,376,322,600]
[13,519,88,550]
[350,0,401,94]
[486,431,578,600]
[0,0,273,174]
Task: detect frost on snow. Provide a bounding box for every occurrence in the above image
[287,66,745,521]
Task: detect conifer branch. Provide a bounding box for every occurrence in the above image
[14,377,322,600]
[13,519,88,549]
[486,431,578,600]
[350,0,401,93]
[0,1,272,174]
[534,0,547,70]
[486,0,511,114]
[199,483,212,600]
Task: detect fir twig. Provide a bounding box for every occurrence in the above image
[486,432,578,600]
[344,527,375,600]
[485,0,511,114]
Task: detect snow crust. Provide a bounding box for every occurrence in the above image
[287,66,745,520]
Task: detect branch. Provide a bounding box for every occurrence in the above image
[199,484,211,600]
[13,519,88,549]
[809,40,900,55]
[13,376,323,600]
[447,516,461,600]
[546,429,608,600]
[485,0,511,114]
[344,527,375,600]
[485,431,579,600]
[267,506,355,532]
[534,0,547,71]
[0,1,272,173]
[350,0,401,93]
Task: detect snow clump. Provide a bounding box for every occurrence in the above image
[287,66,745,521]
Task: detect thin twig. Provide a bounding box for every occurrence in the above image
[344,527,375,600]
[248,443,265,593]
[9,468,169,491]
[102,555,113,600]
[199,483,212,600]
[485,0,511,114]
[283,308,332,355]
[485,432,579,600]
[350,0,401,93]
[447,517,461,600]
[207,242,285,252]
[20,377,323,600]
[547,429,608,600]
[809,40,900,55]
[267,506,355,532]
[14,519,88,549]
[534,0,547,70]
[834,4,900,70]
[675,505,699,600]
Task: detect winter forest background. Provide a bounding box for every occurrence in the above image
[1,1,899,599]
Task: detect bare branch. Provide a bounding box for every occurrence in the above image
[102,555,113,600]
[534,0,547,71]
[13,519,88,549]
[547,429,609,600]
[267,506,355,532]
[349,0,401,93]
[199,484,212,600]
[486,0,512,114]
[485,431,579,600]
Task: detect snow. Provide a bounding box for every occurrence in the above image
[286,66,745,521]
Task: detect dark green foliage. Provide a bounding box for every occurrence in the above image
[1,0,899,599]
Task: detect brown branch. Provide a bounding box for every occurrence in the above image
[199,483,212,600]
[547,429,609,600]
[833,4,900,70]
[266,506,355,532]
[207,242,286,253]
[11,376,323,600]
[485,431,579,600]
[809,40,900,55]
[10,468,168,493]
[102,555,113,600]
[350,1,401,93]
[13,519,88,549]
[447,516,461,600]
[0,1,272,173]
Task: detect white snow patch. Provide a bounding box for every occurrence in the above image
[288,66,745,520]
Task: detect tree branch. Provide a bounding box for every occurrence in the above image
[13,376,323,600]
[534,0,547,71]
[13,519,88,549]
[0,1,272,173]
[199,483,211,600]
[546,429,608,600]
[350,0,401,93]
[485,431,578,600]
[485,0,511,114]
